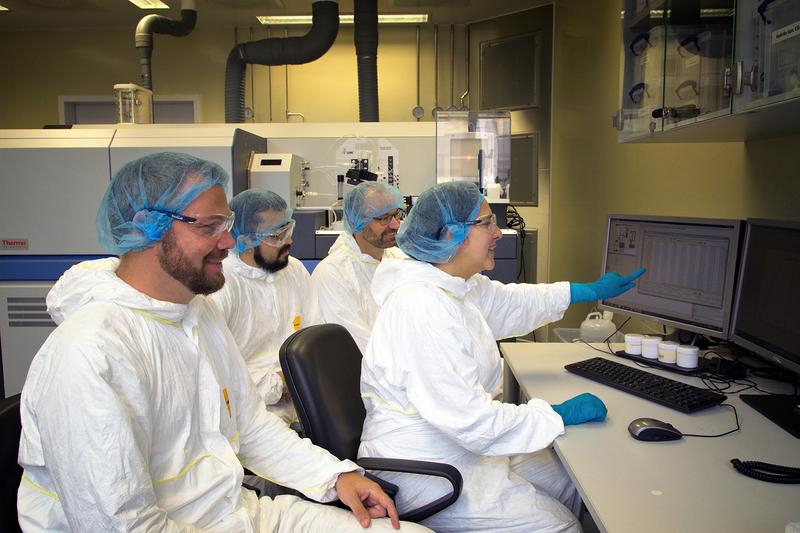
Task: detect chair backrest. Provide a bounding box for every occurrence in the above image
[279,324,365,461]
[0,394,23,533]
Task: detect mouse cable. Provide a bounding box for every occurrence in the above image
[730,459,800,484]
[681,404,741,438]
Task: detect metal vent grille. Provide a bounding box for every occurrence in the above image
[7,297,56,328]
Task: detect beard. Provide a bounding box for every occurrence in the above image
[362,225,397,249]
[254,244,291,273]
[158,229,227,295]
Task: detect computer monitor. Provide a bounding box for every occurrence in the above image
[731,219,800,438]
[599,215,743,340]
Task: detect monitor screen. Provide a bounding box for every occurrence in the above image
[599,215,742,339]
[730,219,800,377]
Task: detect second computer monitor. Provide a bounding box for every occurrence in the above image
[599,215,742,340]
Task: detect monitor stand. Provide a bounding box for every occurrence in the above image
[740,394,800,439]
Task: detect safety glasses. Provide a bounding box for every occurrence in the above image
[373,209,406,226]
[465,213,498,232]
[255,219,296,248]
[150,208,235,239]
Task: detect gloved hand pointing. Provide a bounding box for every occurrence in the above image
[551,392,608,425]
[569,268,646,304]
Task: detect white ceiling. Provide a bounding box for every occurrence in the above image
[0,0,551,31]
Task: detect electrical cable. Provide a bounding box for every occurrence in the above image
[506,205,527,282]
[730,459,800,484]
[681,404,740,438]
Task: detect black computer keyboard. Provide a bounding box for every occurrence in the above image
[565,357,725,413]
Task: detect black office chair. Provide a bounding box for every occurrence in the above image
[1,394,23,533]
[279,324,462,523]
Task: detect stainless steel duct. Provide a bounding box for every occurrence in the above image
[135,0,197,90]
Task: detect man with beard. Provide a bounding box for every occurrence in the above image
[210,188,311,424]
[18,152,427,533]
[310,182,405,354]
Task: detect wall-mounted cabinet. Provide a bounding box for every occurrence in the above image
[614,0,800,142]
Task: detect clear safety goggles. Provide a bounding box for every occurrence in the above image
[254,219,296,248]
[373,208,406,226]
[465,213,498,232]
[151,208,235,239]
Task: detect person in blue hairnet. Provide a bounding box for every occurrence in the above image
[310,181,406,354]
[209,188,310,425]
[359,181,644,533]
[18,152,429,532]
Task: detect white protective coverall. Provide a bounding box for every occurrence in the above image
[18,258,427,533]
[310,232,404,354]
[359,257,582,533]
[210,253,311,424]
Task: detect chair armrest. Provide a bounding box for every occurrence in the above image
[356,457,463,523]
[363,471,399,499]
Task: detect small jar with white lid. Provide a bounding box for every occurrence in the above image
[625,333,643,355]
[641,335,662,359]
[657,341,679,364]
[677,344,700,369]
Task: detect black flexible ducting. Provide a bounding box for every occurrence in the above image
[354,0,379,122]
[135,1,197,90]
[224,1,339,123]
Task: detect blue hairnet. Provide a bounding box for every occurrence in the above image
[229,188,293,253]
[396,181,484,264]
[343,181,404,234]
[96,152,229,255]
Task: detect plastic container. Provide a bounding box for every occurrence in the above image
[677,344,700,368]
[579,312,618,342]
[641,335,662,359]
[625,333,644,354]
[553,328,623,344]
[658,341,679,363]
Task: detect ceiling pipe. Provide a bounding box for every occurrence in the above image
[354,0,379,122]
[225,0,339,123]
[135,0,197,90]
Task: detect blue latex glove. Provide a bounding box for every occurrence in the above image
[551,392,608,425]
[569,268,646,304]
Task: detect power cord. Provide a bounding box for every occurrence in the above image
[731,459,800,484]
[681,404,741,438]
[506,205,527,282]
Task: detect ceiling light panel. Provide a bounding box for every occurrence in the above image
[128,0,170,9]
[257,13,428,25]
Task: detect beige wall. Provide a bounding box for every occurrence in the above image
[0,24,466,127]
[549,0,800,330]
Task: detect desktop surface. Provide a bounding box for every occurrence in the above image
[500,342,800,533]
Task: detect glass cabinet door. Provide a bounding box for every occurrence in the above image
[733,0,800,112]
[618,0,668,140]
[661,1,735,129]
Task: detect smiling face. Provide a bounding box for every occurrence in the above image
[156,185,235,298]
[451,200,502,278]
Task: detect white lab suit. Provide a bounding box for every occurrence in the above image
[18,258,427,533]
[310,232,404,354]
[210,254,311,424]
[359,257,581,533]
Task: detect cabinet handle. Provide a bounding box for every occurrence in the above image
[757,0,777,24]
[735,61,759,94]
[630,32,651,56]
[652,105,701,120]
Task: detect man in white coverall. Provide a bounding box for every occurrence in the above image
[310,181,405,354]
[210,188,309,425]
[16,152,429,533]
[358,181,645,532]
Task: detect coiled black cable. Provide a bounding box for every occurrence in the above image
[730,459,800,484]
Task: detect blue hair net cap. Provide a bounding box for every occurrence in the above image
[343,181,404,234]
[96,152,229,255]
[229,188,293,253]
[396,181,484,264]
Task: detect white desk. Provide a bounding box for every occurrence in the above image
[500,342,800,533]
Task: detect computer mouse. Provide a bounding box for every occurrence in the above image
[628,418,683,441]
